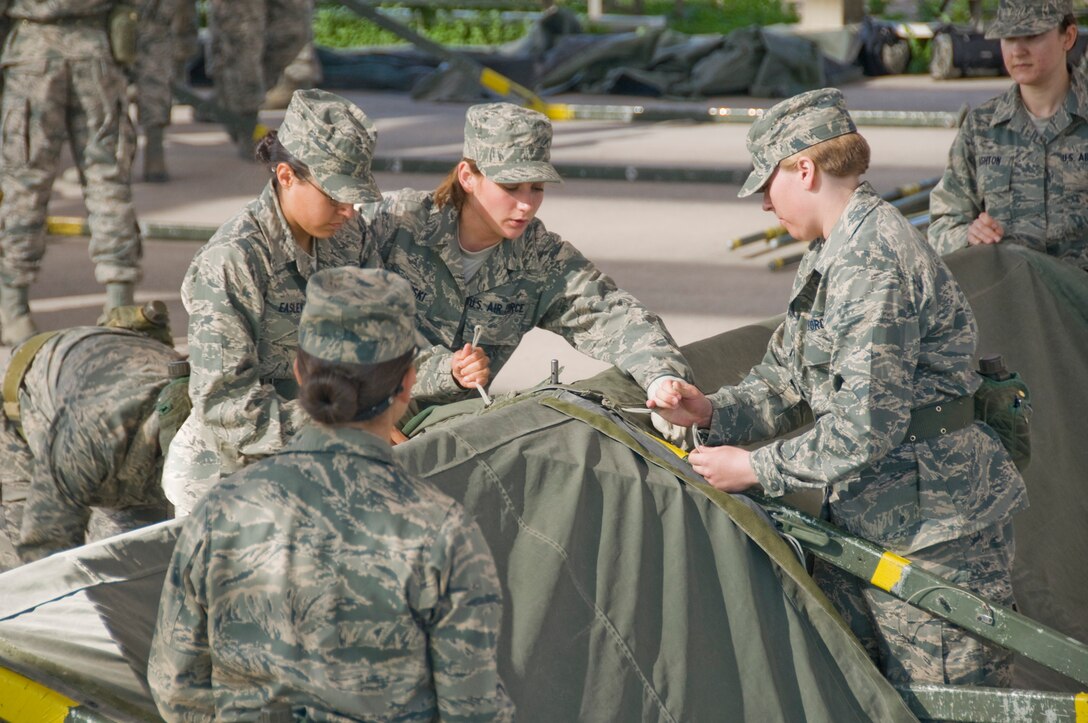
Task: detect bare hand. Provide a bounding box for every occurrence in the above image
[688,445,758,492]
[967,212,1004,246]
[452,344,491,389]
[646,378,713,428]
[390,427,409,445]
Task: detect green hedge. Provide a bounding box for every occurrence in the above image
[313,1,797,49]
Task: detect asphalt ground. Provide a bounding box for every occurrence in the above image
[26,73,1011,392]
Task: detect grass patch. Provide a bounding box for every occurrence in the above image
[314,0,798,49]
[871,0,999,22]
[314,5,532,47]
[636,0,797,36]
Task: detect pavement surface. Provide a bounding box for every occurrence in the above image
[28,73,1012,392]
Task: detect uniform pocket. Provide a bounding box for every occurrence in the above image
[977,162,1013,218]
[831,452,922,547]
[465,289,539,346]
[1,95,31,167]
[799,327,835,409]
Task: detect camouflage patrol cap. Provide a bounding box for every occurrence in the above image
[463,102,563,184]
[986,0,1072,39]
[738,88,857,198]
[278,89,381,204]
[299,268,426,366]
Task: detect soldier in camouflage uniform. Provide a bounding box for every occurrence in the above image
[206,0,311,157]
[363,102,693,422]
[161,89,382,516]
[650,88,1028,686]
[0,0,144,345]
[0,319,182,570]
[134,0,181,182]
[928,0,1088,270]
[171,0,197,83]
[148,267,513,722]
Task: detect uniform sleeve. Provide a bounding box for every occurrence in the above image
[359,189,417,262]
[748,266,918,497]
[535,237,693,389]
[148,506,215,721]
[412,345,464,401]
[421,506,513,722]
[703,320,811,446]
[927,119,983,255]
[358,222,384,270]
[183,243,305,463]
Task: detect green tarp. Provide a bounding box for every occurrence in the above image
[398,390,915,721]
[943,245,1088,692]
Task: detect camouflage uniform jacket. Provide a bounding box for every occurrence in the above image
[1,0,115,63]
[705,184,1028,553]
[928,71,1088,270]
[149,425,513,722]
[163,183,379,513]
[0,327,178,555]
[365,189,693,404]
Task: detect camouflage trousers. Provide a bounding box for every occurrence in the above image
[2,481,168,569]
[0,411,33,572]
[0,408,168,569]
[173,0,200,82]
[135,0,183,129]
[206,0,312,116]
[815,522,1016,687]
[0,57,142,287]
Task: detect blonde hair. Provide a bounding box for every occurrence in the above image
[434,159,480,210]
[779,132,870,178]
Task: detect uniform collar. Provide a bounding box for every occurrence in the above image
[288,424,396,466]
[1063,68,1088,124]
[254,182,324,279]
[991,82,1026,127]
[421,199,528,292]
[790,182,881,300]
[991,70,1088,136]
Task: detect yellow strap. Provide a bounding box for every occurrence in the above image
[0,665,77,722]
[652,435,688,459]
[1075,691,1088,723]
[479,67,511,96]
[544,103,575,121]
[45,216,90,237]
[2,331,59,425]
[870,551,912,592]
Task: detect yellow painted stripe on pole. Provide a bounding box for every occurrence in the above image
[46,217,89,237]
[479,67,511,96]
[1075,691,1088,722]
[870,551,911,592]
[544,103,575,121]
[0,666,77,722]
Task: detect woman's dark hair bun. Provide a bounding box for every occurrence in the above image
[254,129,280,164]
[300,371,360,424]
